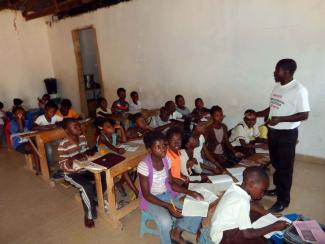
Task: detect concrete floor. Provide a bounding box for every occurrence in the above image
[0,148,324,244]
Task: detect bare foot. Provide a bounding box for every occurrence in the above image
[171,228,193,244]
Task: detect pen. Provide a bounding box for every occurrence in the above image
[170,200,177,211]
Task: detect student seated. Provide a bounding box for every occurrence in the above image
[192,123,224,174]
[210,166,288,243]
[34,101,63,130]
[96,97,112,119]
[166,126,188,185]
[126,113,153,140]
[96,118,138,197]
[57,99,80,119]
[165,100,183,120]
[12,98,24,112]
[0,101,7,147]
[229,109,268,157]
[175,94,191,117]
[38,94,51,110]
[258,116,269,143]
[205,106,243,168]
[58,118,106,228]
[149,106,173,132]
[138,130,203,244]
[10,107,40,172]
[191,98,210,122]
[33,102,63,175]
[111,88,129,115]
[129,91,142,114]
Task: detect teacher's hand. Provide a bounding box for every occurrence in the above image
[266,117,281,126]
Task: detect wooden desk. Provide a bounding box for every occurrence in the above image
[86,143,147,229]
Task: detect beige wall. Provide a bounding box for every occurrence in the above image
[0,10,54,109]
[1,1,325,158]
[47,0,325,158]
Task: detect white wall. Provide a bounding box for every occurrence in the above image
[3,1,325,158]
[0,10,54,109]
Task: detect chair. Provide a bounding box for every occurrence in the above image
[140,211,159,237]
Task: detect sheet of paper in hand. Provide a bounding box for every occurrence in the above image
[252,213,291,238]
[227,167,246,184]
[208,174,233,191]
[182,184,218,217]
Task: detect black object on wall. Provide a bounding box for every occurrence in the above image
[44,78,57,94]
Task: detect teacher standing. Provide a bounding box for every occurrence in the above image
[256,59,310,213]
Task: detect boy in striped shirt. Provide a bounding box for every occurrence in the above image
[58,118,106,228]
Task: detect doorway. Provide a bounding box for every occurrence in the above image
[72,26,104,117]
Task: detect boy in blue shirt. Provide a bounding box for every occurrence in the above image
[10,107,40,173]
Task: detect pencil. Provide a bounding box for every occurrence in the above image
[170,200,177,211]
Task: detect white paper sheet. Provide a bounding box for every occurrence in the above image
[182,197,210,217]
[226,167,245,176]
[252,213,291,238]
[188,183,220,196]
[189,175,202,182]
[129,139,144,144]
[208,175,233,191]
[118,144,139,152]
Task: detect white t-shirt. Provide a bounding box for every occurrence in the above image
[96,107,112,118]
[35,114,63,126]
[229,122,260,147]
[176,106,191,117]
[129,100,142,114]
[210,184,252,243]
[149,115,170,128]
[193,135,204,173]
[169,110,183,120]
[269,80,310,130]
[137,158,171,195]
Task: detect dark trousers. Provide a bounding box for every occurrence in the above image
[268,128,298,205]
[65,171,107,220]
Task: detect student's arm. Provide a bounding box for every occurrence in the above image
[99,135,125,154]
[266,112,309,126]
[168,170,203,200]
[139,174,182,217]
[126,128,142,140]
[222,124,239,156]
[155,123,173,132]
[241,221,288,239]
[200,163,222,175]
[255,107,270,118]
[202,135,224,171]
[115,124,127,143]
[97,111,111,118]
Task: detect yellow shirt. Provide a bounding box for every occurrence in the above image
[259,125,268,139]
[57,109,80,119]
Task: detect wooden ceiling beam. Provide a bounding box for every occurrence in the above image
[23,0,87,20]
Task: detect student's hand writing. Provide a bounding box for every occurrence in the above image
[266,117,281,126]
[167,204,182,218]
[271,220,289,231]
[188,190,204,201]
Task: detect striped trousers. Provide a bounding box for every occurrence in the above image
[65,171,107,220]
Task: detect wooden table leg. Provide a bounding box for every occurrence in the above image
[105,170,123,230]
[36,136,50,181]
[94,172,105,215]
